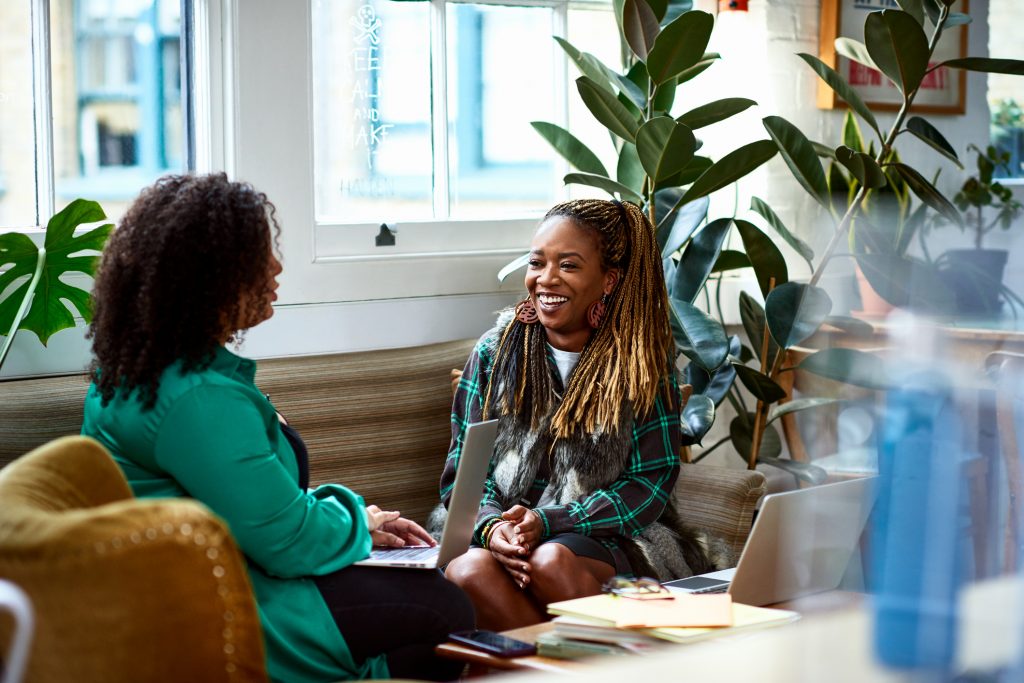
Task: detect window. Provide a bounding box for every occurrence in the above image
[312,0,563,228]
[988,0,1024,179]
[0,0,189,231]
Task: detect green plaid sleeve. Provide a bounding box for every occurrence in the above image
[438,338,505,542]
[534,372,682,539]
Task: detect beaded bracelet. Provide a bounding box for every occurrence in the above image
[477,516,502,548]
[483,520,511,550]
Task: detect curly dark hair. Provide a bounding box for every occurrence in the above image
[88,173,280,408]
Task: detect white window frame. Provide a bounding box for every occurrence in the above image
[224,0,622,305]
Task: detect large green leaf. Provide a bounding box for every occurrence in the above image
[0,199,112,346]
[676,98,756,130]
[531,122,608,177]
[733,364,788,403]
[895,0,925,25]
[711,250,750,273]
[836,146,887,189]
[763,116,830,210]
[835,38,879,71]
[764,282,832,350]
[797,53,881,139]
[646,10,714,85]
[798,347,887,391]
[739,291,779,368]
[676,54,718,85]
[735,219,788,299]
[674,217,732,303]
[652,78,677,114]
[730,415,782,461]
[922,0,942,26]
[905,117,961,168]
[658,195,709,257]
[680,140,777,205]
[940,58,1024,75]
[682,335,739,406]
[864,10,930,95]
[670,298,730,371]
[767,397,846,425]
[749,196,814,271]
[680,394,715,446]
[555,37,648,109]
[563,172,643,203]
[622,0,661,60]
[617,142,645,194]
[636,117,696,182]
[843,110,866,153]
[892,163,962,227]
[656,155,713,190]
[576,76,640,142]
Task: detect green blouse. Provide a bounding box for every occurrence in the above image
[81,346,388,682]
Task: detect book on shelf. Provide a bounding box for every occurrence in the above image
[547,592,734,628]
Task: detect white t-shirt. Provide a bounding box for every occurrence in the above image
[549,345,581,388]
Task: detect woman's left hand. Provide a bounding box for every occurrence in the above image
[502,505,542,551]
[371,517,437,548]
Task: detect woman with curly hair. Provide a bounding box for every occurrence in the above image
[437,199,727,631]
[81,173,473,682]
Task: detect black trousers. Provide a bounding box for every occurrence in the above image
[314,565,474,681]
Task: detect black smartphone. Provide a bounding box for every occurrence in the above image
[449,629,537,658]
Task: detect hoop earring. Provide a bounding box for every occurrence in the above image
[587,294,608,329]
[516,297,538,324]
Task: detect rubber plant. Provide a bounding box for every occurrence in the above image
[500,0,834,482]
[0,199,113,373]
[730,0,1024,474]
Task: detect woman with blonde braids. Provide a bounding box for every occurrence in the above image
[436,199,725,631]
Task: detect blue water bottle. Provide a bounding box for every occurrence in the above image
[871,332,964,672]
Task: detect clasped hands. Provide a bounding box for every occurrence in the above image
[486,505,542,589]
[365,504,436,548]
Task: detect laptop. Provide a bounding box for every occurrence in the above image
[355,419,498,569]
[663,476,878,606]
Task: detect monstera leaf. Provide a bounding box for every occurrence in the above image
[0,199,112,356]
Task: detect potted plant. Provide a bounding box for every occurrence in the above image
[0,200,112,374]
[940,144,1023,314]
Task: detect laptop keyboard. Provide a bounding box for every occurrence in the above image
[689,584,730,594]
[368,545,438,560]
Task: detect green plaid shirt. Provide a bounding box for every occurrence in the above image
[440,336,682,547]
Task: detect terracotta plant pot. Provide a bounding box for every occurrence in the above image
[854,263,895,318]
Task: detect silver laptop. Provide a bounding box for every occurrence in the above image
[664,476,878,605]
[355,419,498,569]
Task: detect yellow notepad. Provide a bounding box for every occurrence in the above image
[647,602,800,644]
[547,593,734,628]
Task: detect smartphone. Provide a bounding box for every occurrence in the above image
[449,630,537,658]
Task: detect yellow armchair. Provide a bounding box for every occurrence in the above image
[0,436,267,683]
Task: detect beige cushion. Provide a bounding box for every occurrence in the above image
[256,339,476,524]
[675,464,766,557]
[0,436,267,683]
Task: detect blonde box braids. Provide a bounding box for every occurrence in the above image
[485,199,676,439]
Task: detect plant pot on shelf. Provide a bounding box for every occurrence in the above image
[941,248,1009,316]
[854,263,895,318]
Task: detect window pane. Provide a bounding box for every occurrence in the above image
[989,0,1024,178]
[50,0,184,223]
[312,0,433,224]
[0,1,39,228]
[446,3,557,219]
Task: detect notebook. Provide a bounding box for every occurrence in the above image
[547,592,733,628]
[663,476,878,606]
[354,419,497,569]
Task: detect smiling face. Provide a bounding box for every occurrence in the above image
[526,217,619,352]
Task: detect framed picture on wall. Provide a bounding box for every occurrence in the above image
[817,0,969,114]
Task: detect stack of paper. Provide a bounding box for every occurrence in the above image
[542,593,800,659]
